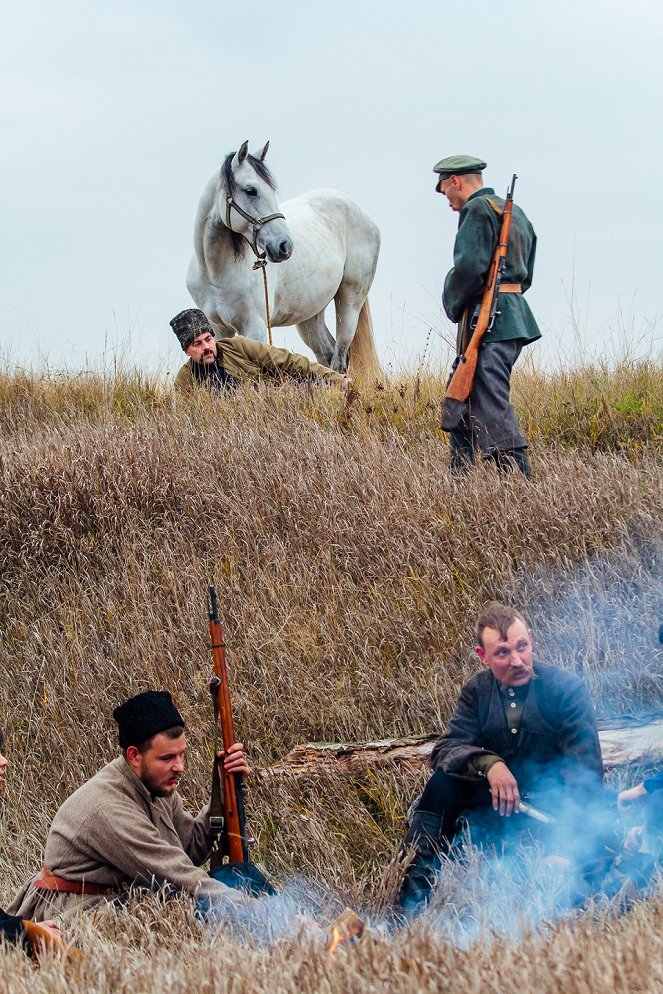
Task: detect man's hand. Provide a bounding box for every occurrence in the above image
[217,742,251,777]
[339,376,352,391]
[618,782,647,810]
[487,761,520,816]
[623,825,644,854]
[36,920,63,941]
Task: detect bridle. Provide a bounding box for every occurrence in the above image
[224,193,285,347]
[225,195,285,259]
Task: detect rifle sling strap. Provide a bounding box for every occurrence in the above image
[209,681,226,870]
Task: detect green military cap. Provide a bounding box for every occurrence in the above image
[433,154,487,179]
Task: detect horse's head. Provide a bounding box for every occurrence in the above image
[219,141,294,263]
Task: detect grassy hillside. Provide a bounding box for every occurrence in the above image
[1,360,662,991]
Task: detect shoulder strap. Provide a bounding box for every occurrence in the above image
[486,198,504,217]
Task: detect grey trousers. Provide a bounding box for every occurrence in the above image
[448,339,528,468]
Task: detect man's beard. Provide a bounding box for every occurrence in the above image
[192,356,237,390]
[140,772,179,798]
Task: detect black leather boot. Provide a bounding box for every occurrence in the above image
[490,447,532,479]
[395,810,444,915]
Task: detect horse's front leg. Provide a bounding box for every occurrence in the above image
[296,313,335,367]
[234,312,270,343]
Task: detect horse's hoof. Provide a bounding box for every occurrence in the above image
[331,354,348,375]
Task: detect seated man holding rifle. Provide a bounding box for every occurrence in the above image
[9,691,257,922]
[434,155,540,477]
[396,602,612,913]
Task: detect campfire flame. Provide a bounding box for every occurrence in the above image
[326,908,366,955]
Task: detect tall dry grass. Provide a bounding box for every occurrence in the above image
[1,359,662,991]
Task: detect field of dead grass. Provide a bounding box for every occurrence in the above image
[1,359,662,992]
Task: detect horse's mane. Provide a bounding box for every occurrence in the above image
[218,153,278,261]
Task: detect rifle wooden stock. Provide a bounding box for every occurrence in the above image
[208,586,246,864]
[445,175,517,404]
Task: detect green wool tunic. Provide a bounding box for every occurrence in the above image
[443,187,541,351]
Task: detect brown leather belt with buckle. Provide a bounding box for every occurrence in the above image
[33,864,117,895]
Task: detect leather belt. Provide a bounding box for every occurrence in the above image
[498,284,522,293]
[33,864,117,895]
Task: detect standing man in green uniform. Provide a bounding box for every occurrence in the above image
[434,155,541,477]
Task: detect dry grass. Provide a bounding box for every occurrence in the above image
[1,359,663,991]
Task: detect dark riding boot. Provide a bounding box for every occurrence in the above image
[449,430,475,478]
[395,810,444,915]
[489,447,532,479]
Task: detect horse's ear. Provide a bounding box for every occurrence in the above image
[234,141,249,166]
[256,141,270,161]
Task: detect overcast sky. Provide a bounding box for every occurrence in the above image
[2,0,662,378]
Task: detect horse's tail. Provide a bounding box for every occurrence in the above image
[348,301,383,383]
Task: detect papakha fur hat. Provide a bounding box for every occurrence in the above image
[170,308,213,350]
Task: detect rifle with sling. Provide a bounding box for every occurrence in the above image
[207,584,275,896]
[441,174,517,432]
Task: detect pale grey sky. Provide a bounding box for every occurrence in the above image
[2,0,662,377]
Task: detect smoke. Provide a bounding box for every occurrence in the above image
[202,778,661,949]
[517,536,663,712]
[206,875,347,945]
[416,788,625,946]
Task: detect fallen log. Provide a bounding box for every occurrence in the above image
[260,711,663,777]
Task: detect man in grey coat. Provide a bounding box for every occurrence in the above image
[396,603,609,913]
[434,155,541,477]
[10,691,254,922]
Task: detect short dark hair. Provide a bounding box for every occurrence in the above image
[130,724,186,755]
[477,602,529,648]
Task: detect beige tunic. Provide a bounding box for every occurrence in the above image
[174,335,345,394]
[9,757,246,920]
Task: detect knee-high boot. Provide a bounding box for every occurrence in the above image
[489,447,532,479]
[395,809,444,914]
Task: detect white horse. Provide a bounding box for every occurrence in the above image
[186,141,382,378]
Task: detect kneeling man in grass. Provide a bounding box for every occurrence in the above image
[396,602,611,913]
[10,691,256,922]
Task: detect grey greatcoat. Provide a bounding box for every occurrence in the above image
[430,663,604,799]
[9,757,246,921]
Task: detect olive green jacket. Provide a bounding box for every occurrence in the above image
[174,336,345,394]
[443,187,541,351]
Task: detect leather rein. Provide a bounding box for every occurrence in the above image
[224,195,283,346]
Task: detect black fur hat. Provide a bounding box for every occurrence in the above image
[113,691,185,748]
